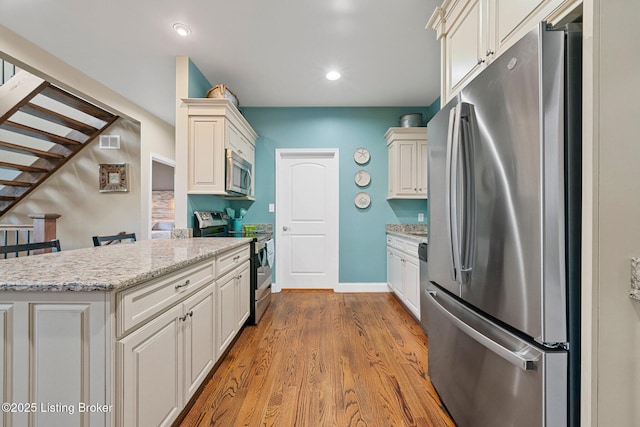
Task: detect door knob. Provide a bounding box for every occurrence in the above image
[283,226,289,231]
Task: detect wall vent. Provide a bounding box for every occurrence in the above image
[99,135,120,149]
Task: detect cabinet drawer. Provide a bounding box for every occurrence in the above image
[401,240,420,257]
[117,260,215,337]
[216,245,251,278]
[387,235,402,249]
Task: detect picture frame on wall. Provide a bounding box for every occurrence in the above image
[99,163,129,192]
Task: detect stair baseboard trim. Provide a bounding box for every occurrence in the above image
[334,282,390,293]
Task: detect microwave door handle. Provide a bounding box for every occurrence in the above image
[246,168,253,193]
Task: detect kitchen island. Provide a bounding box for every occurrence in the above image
[0,237,253,427]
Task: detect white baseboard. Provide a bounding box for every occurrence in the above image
[272,283,392,293]
[334,282,391,293]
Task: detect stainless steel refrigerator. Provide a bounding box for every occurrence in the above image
[424,23,581,427]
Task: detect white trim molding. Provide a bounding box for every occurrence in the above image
[334,283,391,293]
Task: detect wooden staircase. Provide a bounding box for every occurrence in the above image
[0,67,118,217]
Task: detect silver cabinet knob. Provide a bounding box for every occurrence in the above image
[283,226,289,231]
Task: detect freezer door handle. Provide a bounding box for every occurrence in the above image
[427,291,538,371]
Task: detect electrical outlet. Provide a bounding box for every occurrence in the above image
[268,203,275,213]
[418,213,424,222]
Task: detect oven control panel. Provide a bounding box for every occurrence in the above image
[194,211,227,229]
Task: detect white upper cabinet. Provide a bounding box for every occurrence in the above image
[446,0,489,96]
[428,0,576,103]
[183,98,258,197]
[386,127,428,199]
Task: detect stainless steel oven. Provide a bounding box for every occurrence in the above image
[194,211,272,325]
[226,149,252,196]
[254,237,272,323]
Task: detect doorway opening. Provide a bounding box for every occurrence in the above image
[151,155,175,239]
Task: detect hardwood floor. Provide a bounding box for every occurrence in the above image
[178,291,455,427]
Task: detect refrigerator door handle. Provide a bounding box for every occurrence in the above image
[444,106,458,282]
[459,103,477,283]
[447,105,464,284]
[427,291,539,371]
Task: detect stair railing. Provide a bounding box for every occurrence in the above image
[0,213,60,258]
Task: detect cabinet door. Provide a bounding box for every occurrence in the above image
[391,250,404,298]
[217,272,237,355]
[418,140,428,196]
[388,142,397,197]
[491,0,565,52]
[183,284,216,400]
[236,261,251,329]
[404,255,421,320]
[188,117,225,193]
[493,0,541,49]
[0,304,12,427]
[225,121,241,154]
[119,305,183,427]
[396,141,418,195]
[446,0,487,99]
[386,246,394,289]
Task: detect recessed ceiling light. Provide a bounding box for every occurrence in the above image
[173,23,191,37]
[326,71,341,81]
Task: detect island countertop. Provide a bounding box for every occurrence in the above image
[0,237,252,292]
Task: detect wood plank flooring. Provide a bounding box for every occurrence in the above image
[178,291,455,427]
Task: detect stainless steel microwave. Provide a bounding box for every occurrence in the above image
[225,149,252,196]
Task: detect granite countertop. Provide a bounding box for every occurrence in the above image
[0,237,252,292]
[386,224,428,243]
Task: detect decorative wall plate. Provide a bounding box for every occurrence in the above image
[354,192,371,209]
[354,170,371,187]
[353,147,370,165]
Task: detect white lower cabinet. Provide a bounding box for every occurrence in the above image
[118,283,216,427]
[119,304,184,427]
[217,260,250,356]
[386,235,421,320]
[0,243,250,427]
[387,248,404,299]
[0,294,110,427]
[403,256,420,316]
[183,284,217,401]
[116,245,250,427]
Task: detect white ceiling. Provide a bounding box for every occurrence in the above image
[0,0,442,125]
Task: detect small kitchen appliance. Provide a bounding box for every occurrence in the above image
[226,150,252,196]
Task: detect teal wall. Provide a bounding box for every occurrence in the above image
[184,59,440,283]
[188,59,212,98]
[230,106,437,283]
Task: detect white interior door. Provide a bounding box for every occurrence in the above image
[276,149,339,290]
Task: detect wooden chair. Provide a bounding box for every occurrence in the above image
[92,232,137,247]
[0,239,61,258]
